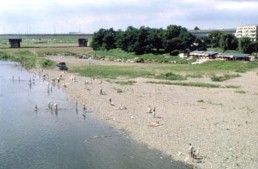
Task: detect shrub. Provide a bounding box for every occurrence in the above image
[39,58,55,68]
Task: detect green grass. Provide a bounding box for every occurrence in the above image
[95,49,137,60]
[168,82,221,88]
[224,85,240,89]
[71,65,154,79]
[191,60,258,73]
[0,50,54,69]
[235,90,246,94]
[0,40,10,48]
[10,50,36,69]
[94,48,196,64]
[70,59,258,80]
[145,60,258,76]
[185,73,203,78]
[147,81,241,89]
[113,88,124,93]
[211,73,241,82]
[14,39,78,48]
[0,51,13,60]
[156,72,186,81]
[146,81,222,88]
[1,46,258,80]
[38,58,55,68]
[36,50,82,58]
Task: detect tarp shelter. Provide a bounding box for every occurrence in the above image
[216,53,250,61]
[189,51,218,59]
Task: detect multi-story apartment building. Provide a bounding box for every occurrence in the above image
[235,25,258,41]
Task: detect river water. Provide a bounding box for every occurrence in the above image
[0,61,188,169]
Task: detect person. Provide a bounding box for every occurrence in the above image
[99,88,103,95]
[83,105,87,111]
[195,147,200,159]
[34,105,39,112]
[152,107,156,118]
[189,143,194,160]
[146,105,152,113]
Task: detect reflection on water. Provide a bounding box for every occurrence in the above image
[0,61,189,169]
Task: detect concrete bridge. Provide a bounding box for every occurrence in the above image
[0,33,93,48]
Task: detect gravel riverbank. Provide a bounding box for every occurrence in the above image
[33,57,258,169]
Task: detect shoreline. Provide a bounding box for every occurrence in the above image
[32,57,258,169]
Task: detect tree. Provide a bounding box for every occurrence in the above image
[91,28,117,51]
[114,29,125,49]
[179,28,195,50]
[120,26,138,52]
[163,25,195,54]
[91,25,197,56]
[253,41,258,57]
[208,31,223,48]
[192,38,207,51]
[90,28,106,50]
[102,28,116,50]
[238,37,253,54]
[194,26,200,31]
[165,25,181,39]
[148,28,164,53]
[219,33,238,51]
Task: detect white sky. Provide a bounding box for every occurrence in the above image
[0,0,257,33]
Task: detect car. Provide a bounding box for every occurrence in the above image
[56,62,68,70]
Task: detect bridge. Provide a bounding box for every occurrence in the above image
[189,29,236,38]
[0,34,93,48]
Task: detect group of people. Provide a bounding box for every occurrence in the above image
[146,105,156,118]
[189,143,200,161]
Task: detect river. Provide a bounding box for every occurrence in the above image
[0,61,188,169]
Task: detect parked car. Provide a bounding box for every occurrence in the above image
[56,62,68,70]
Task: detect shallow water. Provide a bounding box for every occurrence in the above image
[0,61,188,169]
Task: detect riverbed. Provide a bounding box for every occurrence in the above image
[0,61,188,169]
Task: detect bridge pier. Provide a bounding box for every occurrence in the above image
[9,39,22,48]
[78,38,88,47]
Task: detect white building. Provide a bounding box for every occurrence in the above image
[235,25,258,41]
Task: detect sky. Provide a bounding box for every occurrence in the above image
[0,0,258,34]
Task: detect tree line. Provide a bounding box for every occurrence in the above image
[91,25,258,55]
[204,30,258,54]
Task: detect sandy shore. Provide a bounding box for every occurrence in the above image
[33,57,258,169]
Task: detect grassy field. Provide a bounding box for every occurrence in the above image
[95,49,195,64]
[70,60,258,80]
[1,39,258,81]
[146,81,241,88]
[71,65,154,79]
[0,49,55,69]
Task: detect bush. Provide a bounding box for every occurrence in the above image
[39,58,55,68]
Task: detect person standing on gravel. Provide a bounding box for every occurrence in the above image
[189,143,194,161]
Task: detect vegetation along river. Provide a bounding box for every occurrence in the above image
[0,61,189,169]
